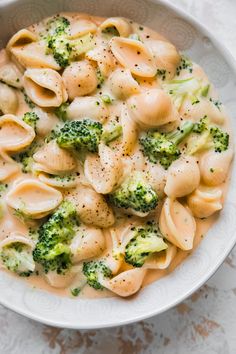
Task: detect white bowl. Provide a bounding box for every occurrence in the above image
[0,0,236,329]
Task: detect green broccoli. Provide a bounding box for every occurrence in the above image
[22,112,39,131]
[54,102,69,121]
[13,141,39,173]
[176,55,193,76]
[140,121,194,169]
[187,116,229,154]
[46,17,94,68]
[124,223,168,267]
[82,260,112,290]
[33,201,79,274]
[109,172,158,213]
[0,242,35,276]
[56,119,103,153]
[102,124,122,145]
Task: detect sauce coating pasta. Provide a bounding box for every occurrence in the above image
[0,13,233,299]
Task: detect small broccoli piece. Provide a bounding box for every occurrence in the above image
[33,201,79,274]
[96,68,105,88]
[46,16,71,68]
[101,94,113,104]
[140,121,194,169]
[109,172,158,213]
[187,116,229,154]
[56,119,103,153]
[125,223,168,267]
[102,124,122,145]
[0,242,35,276]
[176,55,193,76]
[83,260,112,290]
[13,141,39,173]
[22,112,39,131]
[54,102,69,121]
[102,26,120,37]
[21,89,35,109]
[71,287,81,296]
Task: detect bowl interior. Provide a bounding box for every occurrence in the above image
[0,0,236,329]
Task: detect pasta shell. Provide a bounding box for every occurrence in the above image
[32,107,59,137]
[70,225,105,263]
[145,162,167,198]
[84,143,122,194]
[38,173,78,189]
[45,269,77,288]
[0,82,18,114]
[62,61,98,100]
[164,156,200,198]
[23,68,68,107]
[159,198,196,250]
[108,68,140,99]
[7,29,60,70]
[146,40,180,79]
[127,89,179,128]
[33,140,76,175]
[66,186,115,228]
[99,268,146,297]
[200,149,233,186]
[0,154,19,182]
[86,45,115,77]
[68,19,97,39]
[0,232,35,273]
[187,185,223,218]
[144,242,177,270]
[120,105,138,155]
[0,62,23,88]
[110,37,156,77]
[100,17,131,37]
[6,179,63,219]
[7,29,37,50]
[0,114,35,152]
[67,96,108,123]
[180,98,226,125]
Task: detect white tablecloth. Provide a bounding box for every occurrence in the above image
[0,1,236,353]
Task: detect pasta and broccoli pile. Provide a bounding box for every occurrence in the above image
[0,13,233,298]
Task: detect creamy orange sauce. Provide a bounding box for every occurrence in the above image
[0,12,233,299]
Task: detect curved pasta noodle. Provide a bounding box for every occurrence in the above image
[0,114,35,152]
[33,140,76,175]
[45,268,77,288]
[62,61,98,100]
[110,37,156,77]
[146,40,180,79]
[145,162,167,198]
[6,179,63,219]
[127,89,179,128]
[70,226,105,263]
[7,29,60,70]
[68,18,97,39]
[67,96,108,123]
[86,45,115,77]
[23,68,68,107]
[0,83,18,115]
[84,143,122,194]
[200,149,233,186]
[100,17,131,37]
[99,268,146,297]
[0,61,23,89]
[120,105,138,155]
[31,107,59,137]
[38,173,78,189]
[144,242,177,270]
[66,185,115,228]
[187,185,223,218]
[108,68,140,99]
[159,198,196,250]
[164,156,200,198]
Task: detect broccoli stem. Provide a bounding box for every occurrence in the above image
[167,121,194,145]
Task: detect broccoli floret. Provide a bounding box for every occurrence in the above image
[56,119,103,153]
[33,201,79,274]
[22,112,39,131]
[82,260,112,290]
[140,121,194,169]
[54,102,69,121]
[13,141,39,173]
[124,223,168,267]
[46,17,95,68]
[102,124,122,145]
[109,172,158,213]
[187,116,229,154]
[0,242,35,276]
